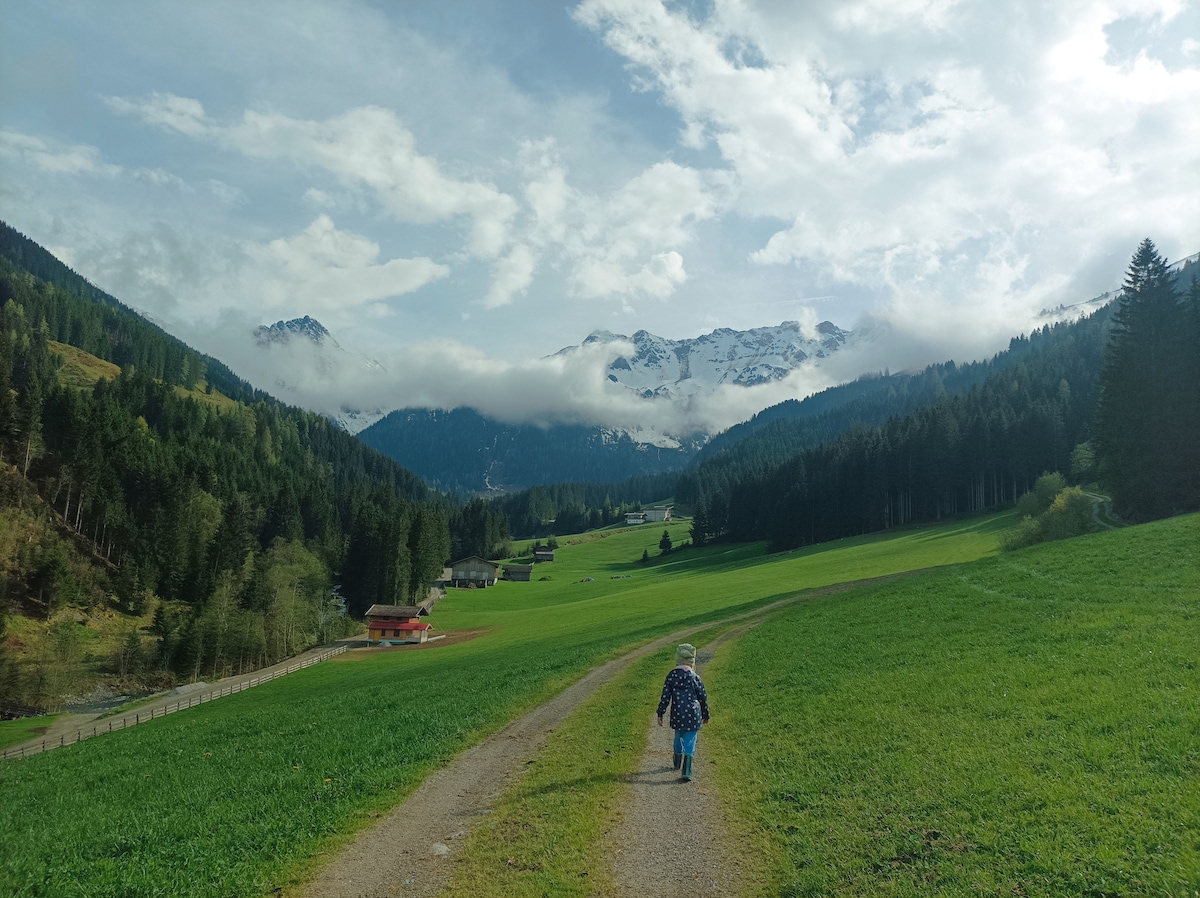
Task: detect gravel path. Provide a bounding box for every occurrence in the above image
[296,573,921,897]
[610,625,758,898]
[294,626,719,898]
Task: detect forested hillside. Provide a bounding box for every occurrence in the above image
[0,222,453,705]
[691,321,1086,472]
[357,406,696,495]
[489,472,679,538]
[682,243,1199,548]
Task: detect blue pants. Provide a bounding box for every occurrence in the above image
[673,728,699,757]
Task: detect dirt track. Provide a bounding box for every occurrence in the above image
[296,575,917,897]
[610,625,761,898]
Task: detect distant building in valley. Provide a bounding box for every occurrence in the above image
[503,563,533,582]
[643,505,673,522]
[532,546,555,563]
[449,556,499,588]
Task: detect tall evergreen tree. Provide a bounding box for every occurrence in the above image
[1094,239,1197,519]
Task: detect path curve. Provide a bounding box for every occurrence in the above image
[295,573,921,897]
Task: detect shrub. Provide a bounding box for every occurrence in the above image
[1041,487,1093,542]
[1015,472,1067,519]
[1005,485,1093,550]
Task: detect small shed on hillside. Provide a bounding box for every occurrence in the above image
[504,563,533,582]
[365,604,433,644]
[449,556,499,588]
[643,505,673,522]
[624,512,647,525]
[532,546,555,563]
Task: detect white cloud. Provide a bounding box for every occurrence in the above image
[58,216,448,336]
[104,92,209,137]
[107,91,727,308]
[0,130,121,176]
[577,0,1200,350]
[518,147,727,302]
[108,96,519,260]
[242,215,449,313]
[484,243,538,309]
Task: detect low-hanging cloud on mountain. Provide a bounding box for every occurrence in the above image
[186,300,1074,444]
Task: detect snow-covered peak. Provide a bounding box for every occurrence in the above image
[560,320,853,402]
[253,315,334,347]
[245,316,389,433]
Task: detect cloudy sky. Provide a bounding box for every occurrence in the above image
[3,0,1199,432]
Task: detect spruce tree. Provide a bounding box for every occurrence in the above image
[1094,239,1195,519]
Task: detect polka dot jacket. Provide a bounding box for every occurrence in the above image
[657,666,710,732]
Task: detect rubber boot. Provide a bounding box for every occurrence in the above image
[681,755,694,781]
[672,752,682,770]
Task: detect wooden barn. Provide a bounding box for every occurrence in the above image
[643,505,673,522]
[532,546,555,563]
[449,556,499,588]
[503,563,533,582]
[365,604,433,644]
[624,511,647,525]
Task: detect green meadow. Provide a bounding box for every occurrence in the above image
[0,515,999,897]
[706,513,1200,896]
[387,514,1200,898]
[5,511,1196,897]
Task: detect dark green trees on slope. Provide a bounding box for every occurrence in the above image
[0,222,454,691]
[1094,239,1200,520]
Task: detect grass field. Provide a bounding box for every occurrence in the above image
[706,513,1200,896]
[0,513,1004,897]
[395,513,1198,898]
[0,716,62,752]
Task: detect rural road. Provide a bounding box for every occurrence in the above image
[295,575,915,897]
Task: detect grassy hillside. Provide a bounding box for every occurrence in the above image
[49,341,120,389]
[707,513,1200,895]
[0,513,1004,897]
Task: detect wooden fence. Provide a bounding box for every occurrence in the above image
[1,644,348,761]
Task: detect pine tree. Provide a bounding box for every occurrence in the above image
[1094,239,1195,519]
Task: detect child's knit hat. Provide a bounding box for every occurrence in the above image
[676,643,697,667]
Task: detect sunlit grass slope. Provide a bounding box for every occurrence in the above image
[0,513,1005,898]
[707,513,1200,896]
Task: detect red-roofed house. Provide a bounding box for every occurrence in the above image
[365,604,433,644]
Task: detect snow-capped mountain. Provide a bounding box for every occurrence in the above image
[252,315,335,349]
[247,316,856,443]
[248,316,390,433]
[560,320,853,405]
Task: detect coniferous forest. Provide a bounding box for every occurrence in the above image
[680,241,1198,548]
[0,222,456,703]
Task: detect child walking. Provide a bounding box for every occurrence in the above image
[657,643,710,782]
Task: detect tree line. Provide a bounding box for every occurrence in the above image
[488,471,679,538]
